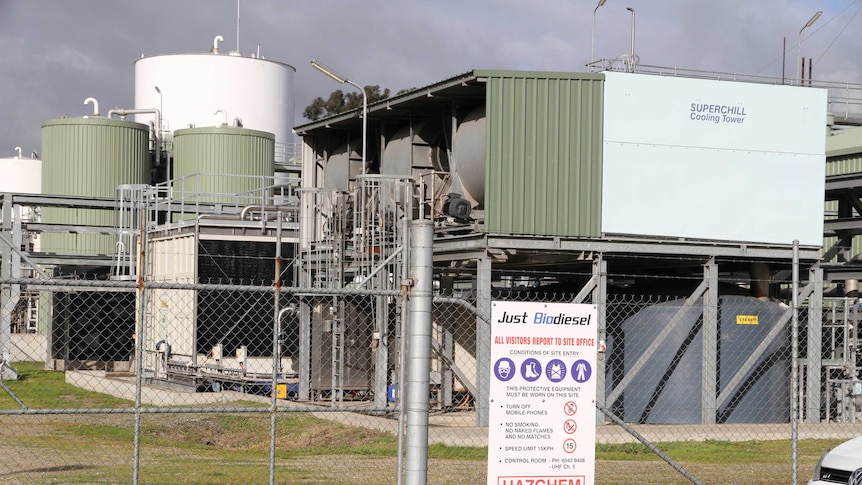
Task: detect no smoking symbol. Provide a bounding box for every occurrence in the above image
[564,401,577,416]
[564,419,577,434]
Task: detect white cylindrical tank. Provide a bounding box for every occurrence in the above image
[134,46,295,164]
[0,149,41,194]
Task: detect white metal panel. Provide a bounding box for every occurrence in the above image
[150,236,196,358]
[134,53,295,147]
[0,157,41,193]
[602,72,827,246]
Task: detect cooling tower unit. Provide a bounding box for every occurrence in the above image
[606,295,789,424]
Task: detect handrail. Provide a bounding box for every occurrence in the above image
[596,61,862,122]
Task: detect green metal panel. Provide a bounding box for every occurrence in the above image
[483,71,603,237]
[823,154,862,261]
[172,127,275,204]
[40,117,150,255]
[826,154,862,176]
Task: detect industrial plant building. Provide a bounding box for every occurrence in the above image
[3,35,862,429]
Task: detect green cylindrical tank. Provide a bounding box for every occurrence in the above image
[41,117,150,256]
[172,126,275,205]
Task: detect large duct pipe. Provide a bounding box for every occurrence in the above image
[845,279,859,297]
[750,262,770,301]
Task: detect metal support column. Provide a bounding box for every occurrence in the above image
[404,219,433,485]
[440,275,455,408]
[806,263,823,422]
[298,288,312,400]
[475,255,492,427]
[374,273,390,409]
[592,254,607,426]
[702,257,718,424]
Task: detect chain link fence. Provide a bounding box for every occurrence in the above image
[0,248,859,483]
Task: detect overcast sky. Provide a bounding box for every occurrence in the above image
[2,0,860,157]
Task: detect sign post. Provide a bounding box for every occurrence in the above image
[487,301,598,485]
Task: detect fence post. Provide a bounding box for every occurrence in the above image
[475,256,492,427]
[404,219,432,485]
[0,198,18,379]
[791,240,799,485]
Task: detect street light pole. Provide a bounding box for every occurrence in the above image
[797,10,822,86]
[626,7,636,72]
[590,0,607,69]
[311,59,367,175]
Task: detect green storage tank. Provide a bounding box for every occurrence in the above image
[41,117,150,256]
[172,126,275,205]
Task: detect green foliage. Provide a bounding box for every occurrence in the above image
[302,85,392,121]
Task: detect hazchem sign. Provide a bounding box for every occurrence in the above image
[487,301,598,485]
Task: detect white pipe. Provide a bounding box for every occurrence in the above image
[14,147,21,158]
[213,35,224,54]
[84,97,99,117]
[107,108,161,153]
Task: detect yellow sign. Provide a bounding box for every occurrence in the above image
[736,315,759,325]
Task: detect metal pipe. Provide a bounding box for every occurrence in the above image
[107,108,161,153]
[404,220,432,485]
[212,35,224,54]
[269,214,281,485]
[84,97,99,116]
[626,7,636,71]
[240,204,298,220]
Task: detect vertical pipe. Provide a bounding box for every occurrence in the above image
[132,209,147,485]
[791,240,800,484]
[395,206,411,485]
[269,216,282,485]
[236,0,241,53]
[801,57,806,86]
[404,220,432,485]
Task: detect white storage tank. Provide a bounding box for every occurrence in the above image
[134,36,296,165]
[0,147,41,194]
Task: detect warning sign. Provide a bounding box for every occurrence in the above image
[487,301,597,485]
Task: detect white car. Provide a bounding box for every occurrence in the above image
[809,436,862,484]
